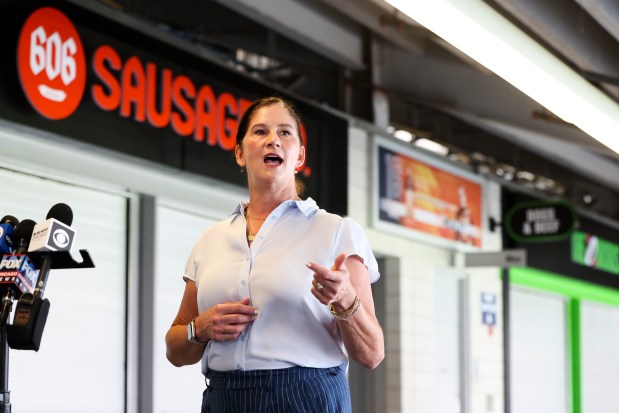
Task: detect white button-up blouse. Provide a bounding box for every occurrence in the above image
[184,198,379,373]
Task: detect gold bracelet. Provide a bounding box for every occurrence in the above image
[329,296,361,321]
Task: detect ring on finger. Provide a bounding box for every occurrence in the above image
[316,282,324,292]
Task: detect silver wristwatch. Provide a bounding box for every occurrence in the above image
[187,318,207,345]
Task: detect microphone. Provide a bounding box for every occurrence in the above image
[0,215,19,254]
[0,219,38,328]
[30,203,75,297]
[46,202,73,225]
[28,203,75,253]
[0,255,38,297]
[8,204,74,351]
[12,219,36,254]
[0,219,38,297]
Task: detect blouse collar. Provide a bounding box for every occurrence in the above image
[231,197,319,218]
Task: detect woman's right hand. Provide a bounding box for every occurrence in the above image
[194,297,258,343]
[166,280,258,366]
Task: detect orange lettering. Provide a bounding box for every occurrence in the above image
[120,56,146,121]
[217,92,237,151]
[194,85,216,143]
[146,64,172,128]
[238,98,252,120]
[91,45,121,111]
[171,75,196,136]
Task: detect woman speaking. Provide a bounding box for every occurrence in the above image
[165,96,384,413]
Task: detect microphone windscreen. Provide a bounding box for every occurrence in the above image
[46,203,73,226]
[1,215,19,227]
[13,219,37,248]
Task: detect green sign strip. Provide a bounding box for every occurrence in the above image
[510,267,619,306]
[567,298,581,413]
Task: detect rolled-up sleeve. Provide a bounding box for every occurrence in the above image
[183,240,199,282]
[334,217,380,283]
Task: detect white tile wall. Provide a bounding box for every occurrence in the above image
[348,125,505,413]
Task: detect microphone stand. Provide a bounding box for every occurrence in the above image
[0,250,94,413]
[0,292,13,413]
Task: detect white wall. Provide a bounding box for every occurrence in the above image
[0,169,128,412]
[510,289,569,413]
[348,124,504,413]
[464,267,504,413]
[462,181,504,413]
[153,206,217,413]
[580,301,619,412]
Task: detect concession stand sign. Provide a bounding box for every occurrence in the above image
[0,1,348,214]
[503,190,619,290]
[505,201,576,243]
[374,137,485,248]
[572,231,619,276]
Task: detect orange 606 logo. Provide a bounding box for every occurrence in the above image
[18,7,86,120]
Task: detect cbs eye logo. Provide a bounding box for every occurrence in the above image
[51,228,70,249]
[17,7,86,120]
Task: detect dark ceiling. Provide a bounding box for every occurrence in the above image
[93,0,619,220]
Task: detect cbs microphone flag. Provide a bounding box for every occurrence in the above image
[28,219,76,252]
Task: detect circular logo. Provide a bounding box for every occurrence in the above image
[17,7,86,120]
[52,228,70,248]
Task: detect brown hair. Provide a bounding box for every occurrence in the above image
[235,96,303,146]
[236,96,306,196]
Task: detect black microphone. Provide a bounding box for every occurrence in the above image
[46,202,73,225]
[7,204,74,351]
[12,219,36,255]
[30,203,75,297]
[29,203,76,253]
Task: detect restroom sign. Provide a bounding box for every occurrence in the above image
[481,292,497,336]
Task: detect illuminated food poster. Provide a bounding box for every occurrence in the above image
[376,142,484,248]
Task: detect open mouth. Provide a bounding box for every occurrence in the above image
[264,154,283,165]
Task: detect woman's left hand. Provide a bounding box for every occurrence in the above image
[308,253,385,369]
[307,252,357,311]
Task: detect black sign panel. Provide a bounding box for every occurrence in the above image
[0,0,348,215]
[505,200,576,243]
[502,189,619,290]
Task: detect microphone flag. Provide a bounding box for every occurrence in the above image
[0,254,38,295]
[28,219,75,252]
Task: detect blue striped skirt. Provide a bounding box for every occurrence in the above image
[201,365,351,413]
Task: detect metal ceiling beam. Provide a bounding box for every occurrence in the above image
[377,42,612,150]
[492,0,619,87]
[320,0,497,75]
[212,0,366,69]
[447,109,619,192]
[575,0,619,44]
[315,0,426,56]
